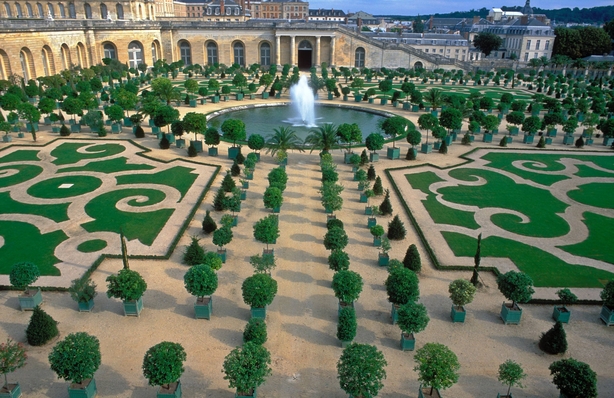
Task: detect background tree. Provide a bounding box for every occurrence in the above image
[497,271,535,308]
[223,342,271,396]
[473,32,503,56]
[336,123,362,153]
[221,119,246,147]
[413,16,424,33]
[414,343,460,396]
[337,343,387,398]
[497,360,526,398]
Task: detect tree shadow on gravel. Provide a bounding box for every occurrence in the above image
[489,334,540,353]
[164,266,187,281]
[289,233,319,243]
[472,308,506,324]
[276,269,315,283]
[282,202,307,212]
[276,248,327,264]
[201,295,249,321]
[282,323,338,346]
[283,191,306,199]
[145,289,177,310]
[97,364,132,396]
[210,327,243,347]
[280,214,311,224]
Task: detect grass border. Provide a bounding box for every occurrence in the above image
[383,146,611,304]
[0,137,220,290]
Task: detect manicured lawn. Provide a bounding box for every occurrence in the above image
[50,142,126,165]
[567,182,614,209]
[117,166,198,200]
[0,149,41,163]
[560,212,614,265]
[0,192,69,223]
[0,164,43,188]
[60,157,154,174]
[77,239,108,253]
[27,175,103,199]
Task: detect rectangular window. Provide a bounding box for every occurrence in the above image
[524,53,529,61]
[534,53,538,59]
[545,40,550,50]
[526,40,531,50]
[536,40,540,50]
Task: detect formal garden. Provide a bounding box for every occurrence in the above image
[0,58,613,398]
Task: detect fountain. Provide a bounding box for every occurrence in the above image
[288,75,316,127]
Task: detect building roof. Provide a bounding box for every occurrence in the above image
[309,9,346,17]
[583,55,614,62]
[347,11,375,20]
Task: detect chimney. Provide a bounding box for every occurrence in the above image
[357,17,362,28]
[220,0,225,15]
[429,15,433,30]
[521,15,528,25]
[473,15,480,24]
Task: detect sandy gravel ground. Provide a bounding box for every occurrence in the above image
[1,98,614,398]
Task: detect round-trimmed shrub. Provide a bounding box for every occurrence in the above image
[385,266,419,306]
[106,269,147,301]
[332,270,363,304]
[142,342,186,389]
[337,307,357,342]
[9,262,40,291]
[328,249,350,272]
[326,218,344,230]
[243,318,267,345]
[242,274,278,308]
[48,332,101,384]
[184,263,218,299]
[324,227,348,251]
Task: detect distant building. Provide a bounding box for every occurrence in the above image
[347,11,381,26]
[308,9,346,22]
[173,0,248,21]
[364,32,470,61]
[248,0,309,20]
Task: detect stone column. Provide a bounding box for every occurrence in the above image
[276,35,281,66]
[316,36,321,66]
[330,36,336,67]
[291,35,296,66]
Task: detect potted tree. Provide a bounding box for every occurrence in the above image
[323,226,348,252]
[263,186,283,213]
[414,343,460,398]
[106,268,148,316]
[247,134,265,161]
[253,215,280,256]
[397,301,429,351]
[243,318,267,345]
[68,278,97,312]
[242,273,278,319]
[385,266,420,324]
[221,119,246,159]
[337,343,387,398]
[370,224,385,246]
[332,270,363,314]
[378,237,392,266]
[142,342,186,398]
[204,127,220,156]
[184,264,218,320]
[48,332,101,398]
[497,360,526,398]
[337,306,357,347]
[0,339,27,398]
[365,132,384,162]
[222,342,271,398]
[9,262,42,311]
[212,226,233,263]
[599,280,614,326]
[381,116,410,159]
[448,279,476,323]
[553,288,577,323]
[497,271,534,325]
[249,253,276,275]
[549,358,597,398]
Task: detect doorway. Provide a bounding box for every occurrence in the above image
[297,40,312,69]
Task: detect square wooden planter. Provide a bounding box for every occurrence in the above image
[0,383,21,398]
[421,143,433,154]
[373,237,381,247]
[194,297,212,319]
[500,302,522,325]
[496,394,514,398]
[123,297,143,317]
[387,147,400,160]
[378,254,389,266]
[418,386,442,398]
[228,147,240,159]
[77,299,95,312]
[68,378,97,398]
[482,133,493,143]
[400,332,415,351]
[599,305,614,326]
[208,147,218,156]
[552,306,570,323]
[250,306,267,319]
[217,249,227,263]
[157,381,181,398]
[18,289,43,311]
[234,388,256,398]
[367,217,376,228]
[450,305,466,323]
[340,340,352,348]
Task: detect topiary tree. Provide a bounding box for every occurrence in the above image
[328,249,350,272]
[0,338,27,391]
[26,306,59,346]
[267,167,288,192]
[202,210,218,234]
[48,332,101,387]
[183,236,206,265]
[324,226,348,251]
[263,186,283,211]
[385,266,419,306]
[68,277,97,305]
[367,164,376,181]
[337,343,387,398]
[243,318,267,345]
[9,262,40,293]
[184,263,218,300]
[497,271,534,308]
[337,307,357,343]
[249,253,276,275]
[213,189,228,211]
[373,176,383,196]
[221,171,237,192]
[142,342,186,391]
[539,321,567,355]
[379,189,393,215]
[326,218,344,230]
[549,358,597,398]
[242,274,278,308]
[414,343,460,396]
[106,268,148,302]
[201,251,223,271]
[387,215,406,240]
[247,134,265,154]
[332,270,363,306]
[397,301,429,337]
[212,226,233,251]
[222,342,271,397]
[497,360,526,398]
[221,119,246,147]
[231,160,241,177]
[403,244,421,273]
[600,280,614,309]
[448,279,477,310]
[253,215,280,250]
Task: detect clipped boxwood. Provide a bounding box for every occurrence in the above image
[385,267,419,306]
[397,301,430,336]
[142,342,187,389]
[332,270,363,304]
[243,318,268,345]
[337,307,357,342]
[223,342,272,396]
[9,262,40,291]
[106,268,148,301]
[49,332,101,385]
[184,264,218,299]
[328,249,350,272]
[242,274,278,308]
[26,306,59,346]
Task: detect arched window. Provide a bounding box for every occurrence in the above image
[61,43,71,69]
[206,42,218,65]
[179,41,191,66]
[41,45,54,75]
[20,52,29,80]
[260,42,270,66]
[84,3,91,19]
[355,47,365,68]
[20,48,34,80]
[115,3,123,19]
[127,41,143,69]
[4,3,12,17]
[26,3,33,16]
[234,8,239,15]
[233,42,244,66]
[36,2,42,16]
[47,3,54,17]
[151,41,160,63]
[76,42,86,67]
[68,2,75,18]
[0,50,11,79]
[100,3,107,19]
[103,43,116,59]
[15,3,22,17]
[41,49,49,76]
[58,3,65,17]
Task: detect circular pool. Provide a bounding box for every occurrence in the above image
[208,104,391,141]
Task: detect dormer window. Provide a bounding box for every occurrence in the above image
[215,8,219,15]
[226,7,230,15]
[235,8,239,15]
[207,8,211,15]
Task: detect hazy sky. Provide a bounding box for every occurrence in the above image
[305,0,613,16]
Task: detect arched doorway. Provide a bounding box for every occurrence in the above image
[414,61,424,70]
[297,40,312,69]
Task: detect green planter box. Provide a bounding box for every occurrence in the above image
[77,299,95,312]
[522,135,534,144]
[71,124,81,133]
[552,305,570,323]
[340,340,352,348]
[189,99,197,107]
[0,382,21,398]
[242,181,249,189]
[123,297,143,317]
[450,305,466,323]
[344,152,353,164]
[359,193,368,203]
[68,378,97,398]
[380,98,388,105]
[194,297,212,320]
[545,137,553,145]
[421,143,433,154]
[509,127,519,136]
[240,190,247,200]
[208,147,218,156]
[191,140,203,152]
[483,133,493,143]
[2,135,12,142]
[387,147,400,160]
[200,98,207,105]
[157,381,181,398]
[111,123,121,133]
[262,92,270,99]
[217,249,227,263]
[251,306,266,319]
[365,207,373,215]
[378,253,389,266]
[393,101,399,108]
[433,142,441,150]
[123,117,133,126]
[343,95,348,101]
[26,122,39,132]
[272,206,280,213]
[412,105,420,112]
[354,95,363,102]
[18,289,42,311]
[505,136,513,144]
[370,152,379,162]
[547,129,557,137]
[236,93,244,101]
[500,302,522,325]
[275,92,281,99]
[391,304,399,325]
[152,126,161,134]
[176,138,186,148]
[418,386,442,398]
[443,136,453,146]
[367,217,376,227]
[562,134,575,145]
[211,96,220,103]
[228,147,240,159]
[52,127,61,133]
[164,133,175,143]
[603,137,614,147]
[403,102,411,110]
[235,388,256,398]
[373,237,381,247]
[497,393,514,398]
[599,305,614,326]
[400,333,415,351]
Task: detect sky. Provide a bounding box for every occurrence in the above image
[304,0,613,16]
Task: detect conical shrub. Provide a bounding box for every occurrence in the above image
[379,189,393,216]
[539,321,567,355]
[387,215,406,240]
[184,236,206,266]
[373,176,383,196]
[202,210,218,234]
[26,306,59,346]
[221,172,236,192]
[403,244,421,273]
